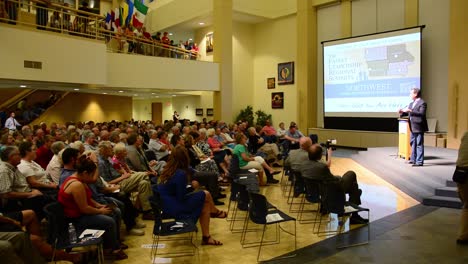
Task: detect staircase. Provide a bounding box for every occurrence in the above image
[350,147,461,209]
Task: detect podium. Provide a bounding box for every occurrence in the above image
[398,118,411,160]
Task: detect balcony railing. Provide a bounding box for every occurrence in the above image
[0,0,200,60]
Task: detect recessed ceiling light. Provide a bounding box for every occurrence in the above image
[156,96,159,98]
[134,94,138,96]
[151,93,155,95]
[103,92,107,94]
[169,33,173,36]
[199,22,205,25]
[119,91,124,93]
[20,85,27,88]
[172,95,176,97]
[74,88,79,91]
[189,38,193,41]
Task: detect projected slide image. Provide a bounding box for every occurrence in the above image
[323,29,421,117]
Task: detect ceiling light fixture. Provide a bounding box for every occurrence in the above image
[199,22,205,25]
[172,95,176,97]
[20,85,27,88]
[189,38,193,41]
[103,92,107,94]
[74,88,79,91]
[169,33,173,36]
[118,90,124,93]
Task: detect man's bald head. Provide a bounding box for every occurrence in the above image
[300,137,312,150]
[308,144,323,161]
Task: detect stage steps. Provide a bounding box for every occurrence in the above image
[351,147,462,209]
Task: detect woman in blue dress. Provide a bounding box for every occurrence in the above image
[157,146,225,245]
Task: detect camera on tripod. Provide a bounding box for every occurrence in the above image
[321,139,337,151]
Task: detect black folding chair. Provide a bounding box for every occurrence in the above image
[297,178,322,223]
[314,180,370,248]
[148,194,198,259]
[43,202,104,264]
[241,192,297,262]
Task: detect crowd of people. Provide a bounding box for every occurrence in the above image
[0,116,372,262]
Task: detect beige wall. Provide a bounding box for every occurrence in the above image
[0,25,106,85]
[132,92,214,123]
[34,93,132,125]
[448,0,468,148]
[254,15,297,127]
[107,53,220,90]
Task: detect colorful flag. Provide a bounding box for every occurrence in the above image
[114,7,120,28]
[105,12,112,30]
[111,10,116,31]
[126,0,134,28]
[133,0,148,28]
[120,1,128,27]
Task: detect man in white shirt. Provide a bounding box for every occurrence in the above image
[148,130,169,161]
[4,112,21,132]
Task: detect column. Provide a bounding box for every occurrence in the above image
[296,0,318,130]
[341,0,352,38]
[213,0,233,121]
[404,0,419,27]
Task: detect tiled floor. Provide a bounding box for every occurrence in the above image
[113,157,419,264]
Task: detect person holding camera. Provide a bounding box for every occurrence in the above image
[300,144,368,224]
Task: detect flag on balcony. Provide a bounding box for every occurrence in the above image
[114,7,120,29]
[125,0,134,27]
[132,0,148,28]
[120,1,128,27]
[105,13,112,30]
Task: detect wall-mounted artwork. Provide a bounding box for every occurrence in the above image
[206,108,214,116]
[196,108,203,116]
[267,77,275,89]
[206,33,214,53]
[272,92,284,109]
[278,62,294,85]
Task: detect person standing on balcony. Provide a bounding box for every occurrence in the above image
[36,0,51,30]
[5,112,21,133]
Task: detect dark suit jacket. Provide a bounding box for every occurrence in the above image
[402,98,428,133]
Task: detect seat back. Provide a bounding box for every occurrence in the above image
[248,192,268,224]
[229,154,242,177]
[148,194,164,235]
[322,180,345,215]
[43,202,69,246]
[303,178,322,203]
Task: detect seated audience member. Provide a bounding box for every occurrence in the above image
[34,135,54,169]
[59,148,81,187]
[148,130,170,161]
[300,144,368,224]
[98,142,154,220]
[157,146,225,246]
[282,124,304,157]
[183,135,224,205]
[276,122,287,141]
[233,134,280,185]
[17,142,58,199]
[455,132,468,245]
[284,137,313,196]
[0,133,15,155]
[58,153,128,259]
[247,127,281,166]
[46,141,66,184]
[0,210,82,263]
[206,128,230,175]
[0,146,51,220]
[0,231,45,264]
[219,126,236,148]
[260,119,278,143]
[126,133,165,174]
[82,130,97,151]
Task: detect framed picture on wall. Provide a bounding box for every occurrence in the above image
[206,33,214,53]
[267,77,275,89]
[196,108,203,116]
[278,62,294,85]
[272,92,284,109]
[206,108,214,116]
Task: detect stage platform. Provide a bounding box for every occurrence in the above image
[351,146,461,208]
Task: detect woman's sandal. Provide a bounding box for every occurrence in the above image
[202,235,223,246]
[210,210,227,219]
